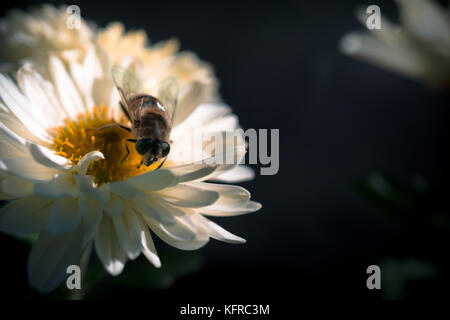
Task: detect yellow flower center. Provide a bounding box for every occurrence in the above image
[50,105,161,185]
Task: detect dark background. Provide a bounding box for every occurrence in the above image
[1,0,450,303]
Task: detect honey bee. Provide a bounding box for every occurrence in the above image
[104,68,178,168]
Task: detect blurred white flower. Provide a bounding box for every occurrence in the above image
[97,23,217,102]
[0,4,217,101]
[0,4,94,68]
[340,0,450,88]
[0,31,259,293]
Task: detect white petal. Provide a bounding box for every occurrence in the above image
[78,195,103,246]
[0,118,29,158]
[172,103,231,137]
[28,143,70,171]
[0,196,52,234]
[397,0,450,51]
[0,111,52,147]
[201,114,239,133]
[1,175,34,198]
[142,197,197,241]
[27,225,85,293]
[0,157,59,181]
[49,197,81,236]
[0,100,9,112]
[136,214,161,267]
[195,148,248,181]
[104,193,124,217]
[79,195,102,225]
[211,165,255,183]
[130,193,176,225]
[144,215,209,251]
[156,183,219,208]
[201,200,262,217]
[74,174,110,204]
[109,181,141,200]
[167,162,219,183]
[0,73,50,140]
[199,130,246,162]
[76,151,104,175]
[112,206,141,260]
[69,47,103,109]
[17,62,65,127]
[95,215,126,276]
[49,56,86,118]
[162,216,197,241]
[173,81,204,127]
[188,182,251,209]
[91,49,117,111]
[175,129,245,165]
[193,214,246,244]
[34,173,78,198]
[125,168,177,191]
[340,32,423,78]
[0,123,59,180]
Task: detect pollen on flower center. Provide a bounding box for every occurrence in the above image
[50,105,160,185]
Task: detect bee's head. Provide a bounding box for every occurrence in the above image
[135,138,170,166]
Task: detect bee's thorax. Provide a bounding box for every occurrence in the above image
[133,112,169,141]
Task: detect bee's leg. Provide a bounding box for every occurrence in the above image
[137,160,143,170]
[120,101,131,121]
[121,139,137,163]
[100,123,131,132]
[87,123,131,132]
[156,157,167,170]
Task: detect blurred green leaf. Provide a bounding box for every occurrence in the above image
[15,233,38,246]
[380,258,436,300]
[354,171,417,216]
[353,170,450,230]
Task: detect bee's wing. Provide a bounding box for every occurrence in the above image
[156,77,179,125]
[112,67,141,115]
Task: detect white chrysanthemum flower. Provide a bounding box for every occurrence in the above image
[0,5,217,101]
[0,47,260,293]
[340,0,450,88]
